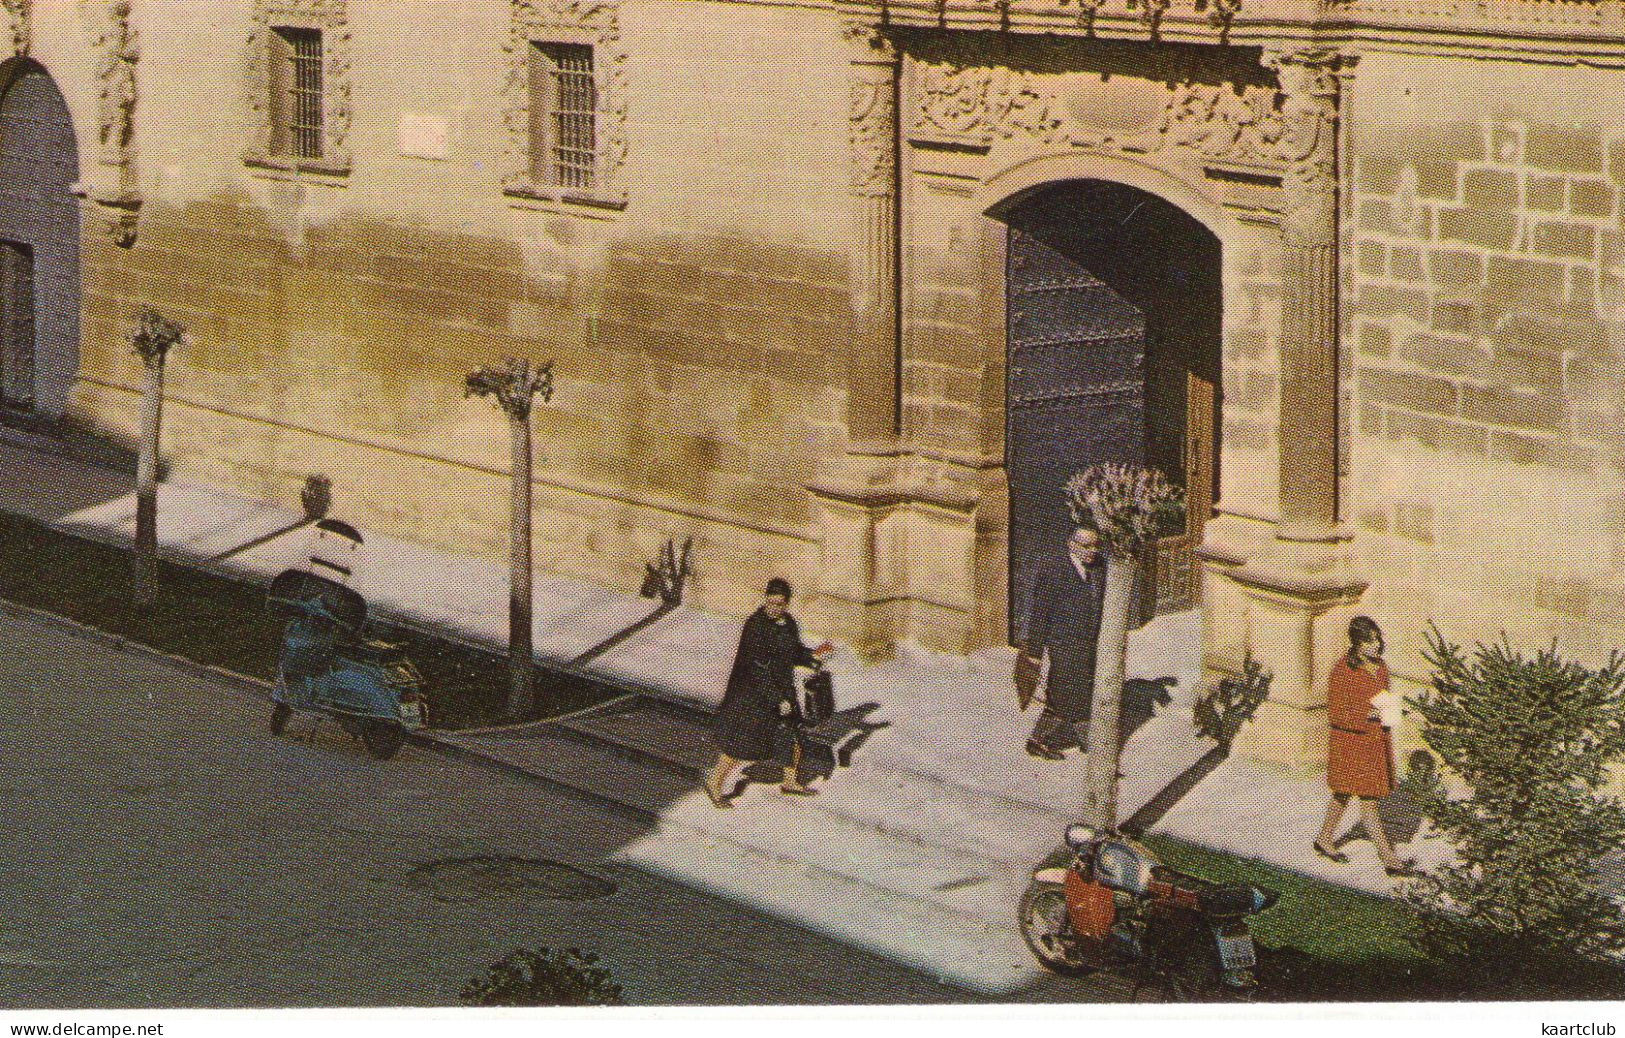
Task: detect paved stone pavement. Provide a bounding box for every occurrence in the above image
[0,606,1139,1007]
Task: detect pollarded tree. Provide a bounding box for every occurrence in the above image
[1066,463,1184,830]
[466,357,555,721]
[131,309,185,608]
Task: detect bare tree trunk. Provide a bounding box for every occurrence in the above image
[133,355,165,608]
[508,411,535,720]
[1082,550,1137,830]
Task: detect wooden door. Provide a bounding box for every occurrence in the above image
[1149,372,1217,614]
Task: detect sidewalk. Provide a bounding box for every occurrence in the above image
[0,432,1455,993]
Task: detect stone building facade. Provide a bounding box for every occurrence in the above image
[5,0,1625,767]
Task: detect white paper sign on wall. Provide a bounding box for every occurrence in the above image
[399,112,450,160]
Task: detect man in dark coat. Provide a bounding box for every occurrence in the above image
[706,578,826,806]
[1021,527,1108,760]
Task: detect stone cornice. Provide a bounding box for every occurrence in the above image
[832,0,1625,63]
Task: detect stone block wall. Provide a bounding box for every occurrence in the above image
[58,0,859,620]
[1346,54,1625,713]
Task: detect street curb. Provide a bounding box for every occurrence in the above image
[0,596,276,698]
[0,593,664,802]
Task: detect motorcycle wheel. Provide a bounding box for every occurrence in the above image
[270,703,293,736]
[1165,956,1228,1002]
[361,719,406,761]
[1018,883,1090,975]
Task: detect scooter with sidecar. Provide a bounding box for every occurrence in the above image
[266,567,427,760]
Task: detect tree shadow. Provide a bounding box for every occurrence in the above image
[1120,676,1177,745]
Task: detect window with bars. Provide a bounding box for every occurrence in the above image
[270,26,324,160]
[529,42,597,191]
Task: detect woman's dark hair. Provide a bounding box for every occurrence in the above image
[1347,615,1384,662]
[764,578,793,600]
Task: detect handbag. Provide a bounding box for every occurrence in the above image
[1014,652,1043,712]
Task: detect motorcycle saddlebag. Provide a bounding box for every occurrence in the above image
[1065,869,1116,939]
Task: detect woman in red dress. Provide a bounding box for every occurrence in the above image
[1313,616,1418,877]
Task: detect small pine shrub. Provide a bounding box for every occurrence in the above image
[460,946,624,1006]
[1407,628,1625,973]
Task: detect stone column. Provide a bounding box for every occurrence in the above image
[805,21,905,657]
[843,21,902,453]
[1271,47,1344,546]
[1219,49,1369,766]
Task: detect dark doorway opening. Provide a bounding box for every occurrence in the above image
[1001,180,1222,644]
[0,240,34,410]
[0,59,80,421]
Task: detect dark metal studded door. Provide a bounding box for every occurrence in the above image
[1007,226,1146,644]
[0,63,80,418]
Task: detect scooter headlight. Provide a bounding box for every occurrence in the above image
[1065,824,1099,850]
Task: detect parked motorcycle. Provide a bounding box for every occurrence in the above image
[266,567,427,760]
[1018,824,1279,999]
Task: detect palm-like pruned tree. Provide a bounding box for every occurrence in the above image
[131,309,184,608]
[466,357,555,720]
[1066,463,1184,830]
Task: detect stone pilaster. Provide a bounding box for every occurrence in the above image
[1216,48,1370,765]
[843,20,902,454]
[806,21,906,656]
[1271,47,1344,546]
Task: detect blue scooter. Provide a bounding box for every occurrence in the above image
[267,567,427,760]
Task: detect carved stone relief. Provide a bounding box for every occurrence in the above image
[243,0,353,175]
[502,0,628,208]
[91,0,140,245]
[1264,48,1345,243]
[910,60,1303,175]
[845,23,899,198]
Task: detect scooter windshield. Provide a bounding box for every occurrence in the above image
[268,568,367,632]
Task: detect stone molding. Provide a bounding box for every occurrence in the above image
[89,0,140,246]
[836,0,1625,58]
[502,0,629,210]
[243,0,353,177]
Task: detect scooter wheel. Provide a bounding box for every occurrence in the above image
[361,720,406,761]
[270,703,293,736]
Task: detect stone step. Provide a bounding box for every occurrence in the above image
[552,697,1067,869]
[441,721,1039,930]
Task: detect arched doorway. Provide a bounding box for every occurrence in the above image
[1000,179,1222,642]
[0,60,80,419]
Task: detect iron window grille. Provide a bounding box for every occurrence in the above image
[271,27,324,160]
[530,42,597,191]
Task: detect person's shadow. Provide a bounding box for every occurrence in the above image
[742,702,892,787]
[1338,750,1433,849]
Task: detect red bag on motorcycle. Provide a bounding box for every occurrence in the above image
[1065,869,1116,939]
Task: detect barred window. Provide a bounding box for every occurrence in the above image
[271,27,323,160]
[529,42,597,191]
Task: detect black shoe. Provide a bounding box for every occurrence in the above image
[1384,859,1420,878]
[1314,841,1349,864]
[1026,740,1066,761]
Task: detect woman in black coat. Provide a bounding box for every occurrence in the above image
[705,578,822,806]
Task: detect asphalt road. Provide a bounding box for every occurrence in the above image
[0,609,969,1007]
[0,607,1118,1008]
